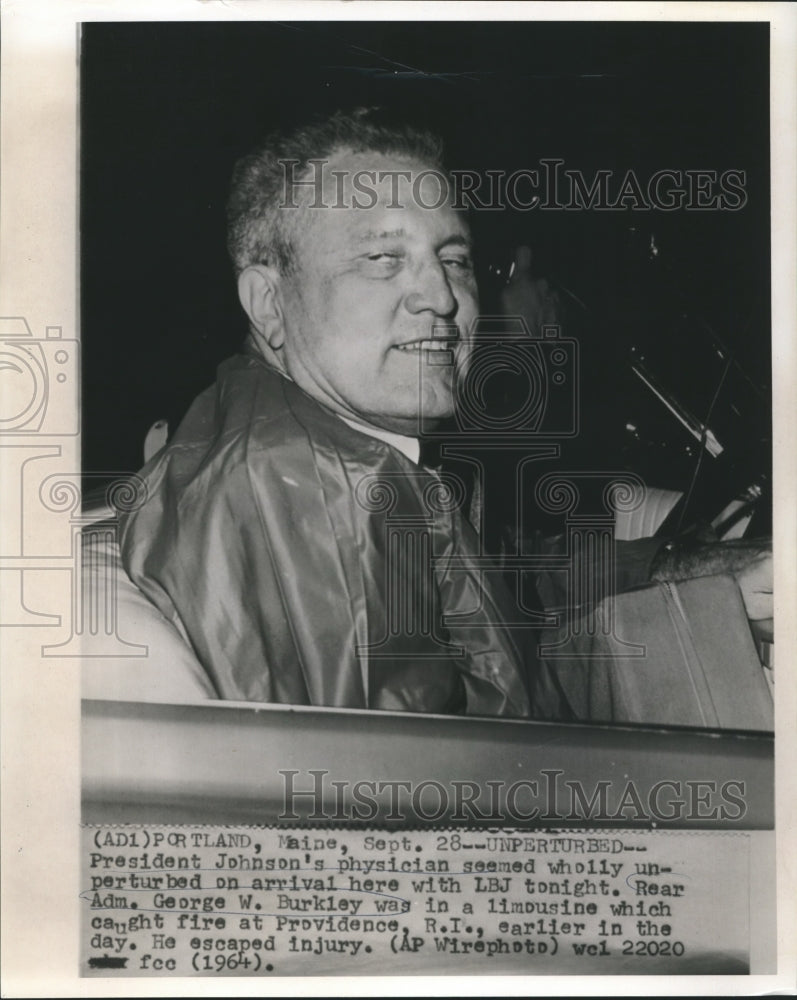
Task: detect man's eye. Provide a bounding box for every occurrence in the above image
[366,252,401,263]
[360,252,403,276]
[440,255,473,272]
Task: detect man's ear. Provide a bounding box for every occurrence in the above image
[237,265,286,351]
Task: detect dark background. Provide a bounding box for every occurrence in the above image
[81,20,771,526]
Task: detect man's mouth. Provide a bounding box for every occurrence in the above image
[393,338,458,353]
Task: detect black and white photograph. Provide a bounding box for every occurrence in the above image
[1,2,796,994]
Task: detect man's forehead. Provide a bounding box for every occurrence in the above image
[353,226,471,246]
[313,206,470,253]
[282,147,471,253]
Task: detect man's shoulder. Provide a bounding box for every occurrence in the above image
[166,353,307,459]
[201,352,295,439]
[140,352,400,505]
[121,356,319,543]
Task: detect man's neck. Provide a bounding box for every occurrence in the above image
[340,415,420,465]
[243,337,421,463]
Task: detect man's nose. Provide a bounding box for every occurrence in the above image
[403,260,458,318]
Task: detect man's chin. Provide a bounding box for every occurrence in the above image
[353,386,454,437]
[359,404,454,438]
[365,414,436,437]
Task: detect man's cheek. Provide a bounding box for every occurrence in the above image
[458,291,479,331]
[453,341,473,378]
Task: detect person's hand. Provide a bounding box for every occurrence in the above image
[498,246,563,333]
[733,549,773,623]
[652,537,773,624]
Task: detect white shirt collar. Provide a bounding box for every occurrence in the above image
[257,359,421,465]
[340,416,420,465]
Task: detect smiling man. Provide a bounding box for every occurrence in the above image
[118,107,772,724]
[119,109,532,716]
[234,146,478,436]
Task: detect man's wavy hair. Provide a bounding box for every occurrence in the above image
[226,107,445,277]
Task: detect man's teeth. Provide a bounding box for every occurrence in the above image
[395,340,453,352]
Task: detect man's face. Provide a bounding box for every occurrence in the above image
[275,149,478,436]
